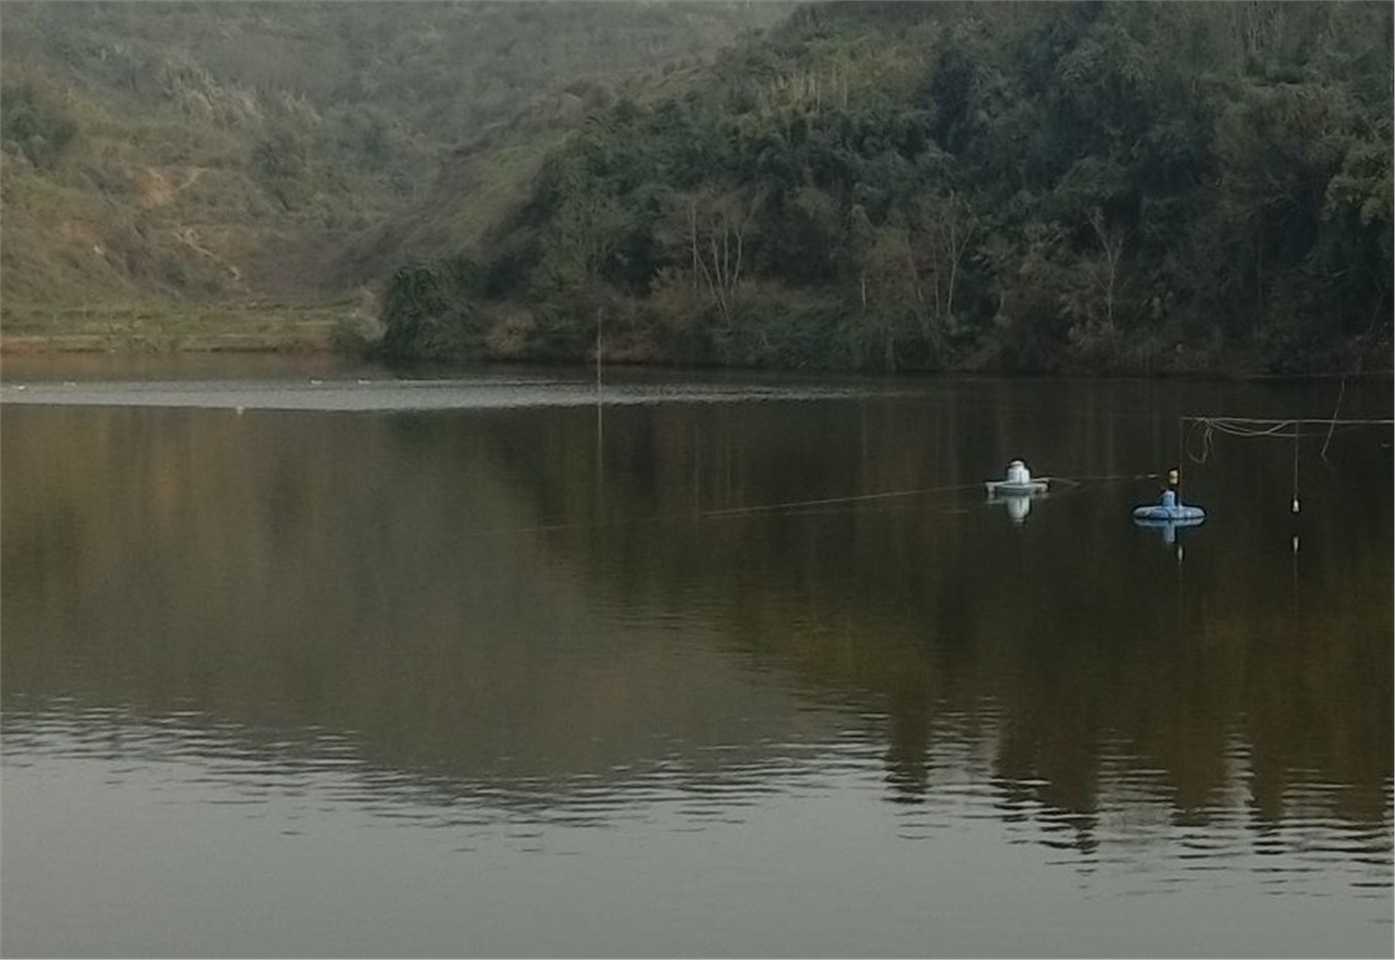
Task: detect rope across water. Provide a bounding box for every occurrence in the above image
[464,472,1161,539]
[1181,411,1393,511]
[1182,415,1394,465]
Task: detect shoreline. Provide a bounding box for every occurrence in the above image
[0,333,334,355]
[0,299,352,357]
[2,334,1388,385]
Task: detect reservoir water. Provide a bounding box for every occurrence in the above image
[2,358,1390,957]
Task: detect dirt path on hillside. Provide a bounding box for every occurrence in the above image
[173,226,243,284]
[137,166,210,209]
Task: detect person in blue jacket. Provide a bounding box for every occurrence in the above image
[1157,467,1180,506]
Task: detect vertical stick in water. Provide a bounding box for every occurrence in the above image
[1292,423,1300,514]
[596,307,604,491]
[1176,417,1183,500]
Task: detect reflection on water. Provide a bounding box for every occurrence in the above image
[2,369,1391,956]
[0,373,923,412]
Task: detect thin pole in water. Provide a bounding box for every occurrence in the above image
[1176,416,1184,502]
[1291,422,1300,514]
[596,307,604,491]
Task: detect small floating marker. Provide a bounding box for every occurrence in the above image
[13,384,25,391]
[309,379,323,385]
[63,381,77,387]
[356,379,371,385]
[1291,497,1300,514]
[235,405,245,416]
[1176,544,1184,563]
[1292,534,1300,554]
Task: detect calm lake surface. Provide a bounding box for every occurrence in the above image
[2,357,1391,957]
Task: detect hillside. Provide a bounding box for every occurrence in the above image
[379,1,1393,375]
[0,1,787,342]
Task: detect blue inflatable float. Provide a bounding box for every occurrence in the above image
[1132,490,1205,524]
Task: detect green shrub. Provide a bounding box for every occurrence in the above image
[1,80,78,170]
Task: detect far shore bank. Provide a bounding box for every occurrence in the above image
[0,332,334,355]
[0,300,350,356]
[2,331,1388,384]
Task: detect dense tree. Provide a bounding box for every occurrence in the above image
[390,0,1388,374]
[4,1,1387,373]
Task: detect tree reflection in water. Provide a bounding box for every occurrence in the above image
[3,378,1391,866]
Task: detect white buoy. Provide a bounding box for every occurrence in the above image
[985,459,1048,496]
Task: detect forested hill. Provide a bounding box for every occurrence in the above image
[0,2,786,318]
[381,1,1393,375]
[3,3,1389,375]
